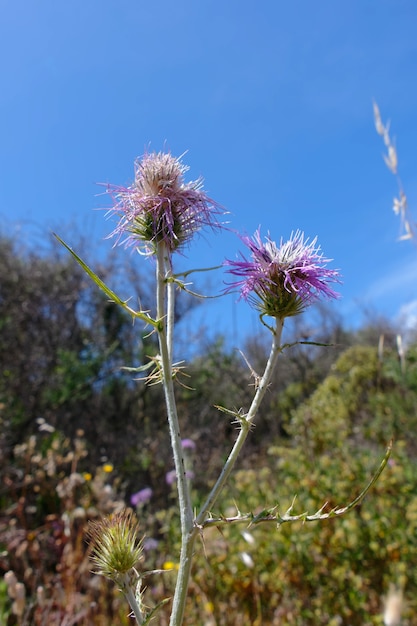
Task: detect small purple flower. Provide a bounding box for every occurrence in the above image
[165,469,194,485]
[105,151,223,255]
[165,470,177,486]
[225,229,341,319]
[130,487,153,507]
[181,438,196,450]
[143,537,159,552]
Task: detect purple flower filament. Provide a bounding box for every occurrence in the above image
[225,229,341,320]
[105,151,223,255]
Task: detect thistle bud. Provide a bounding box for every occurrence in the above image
[87,509,143,584]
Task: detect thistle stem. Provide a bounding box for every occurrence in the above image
[155,244,195,626]
[122,574,144,625]
[166,276,175,367]
[157,253,284,625]
[196,317,284,526]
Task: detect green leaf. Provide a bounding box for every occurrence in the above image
[281,340,334,351]
[54,234,157,328]
[142,597,171,625]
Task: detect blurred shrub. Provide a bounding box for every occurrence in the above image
[177,344,417,625]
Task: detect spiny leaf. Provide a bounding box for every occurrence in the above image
[54,234,157,327]
[142,597,171,625]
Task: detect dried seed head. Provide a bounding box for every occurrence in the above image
[384,144,398,174]
[373,101,385,136]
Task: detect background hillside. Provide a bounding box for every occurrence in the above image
[1,234,416,625]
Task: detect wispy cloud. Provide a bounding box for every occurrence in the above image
[398,298,417,330]
[364,256,417,303]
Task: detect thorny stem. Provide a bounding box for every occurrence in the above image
[155,244,194,626]
[157,281,284,626]
[166,278,175,367]
[121,573,144,624]
[201,438,392,528]
[169,317,284,626]
[196,318,284,526]
[156,260,285,626]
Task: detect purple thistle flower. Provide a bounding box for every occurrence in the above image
[165,469,194,485]
[165,470,177,486]
[181,438,196,450]
[143,537,159,552]
[225,229,341,319]
[130,487,153,506]
[104,151,223,255]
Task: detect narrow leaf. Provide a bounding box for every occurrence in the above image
[54,234,157,327]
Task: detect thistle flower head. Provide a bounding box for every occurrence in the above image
[225,228,341,319]
[130,487,153,507]
[105,151,223,255]
[87,509,143,583]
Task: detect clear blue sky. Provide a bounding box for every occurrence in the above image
[1,0,417,345]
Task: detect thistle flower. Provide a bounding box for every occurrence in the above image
[87,509,143,583]
[165,469,194,485]
[225,228,341,319]
[130,487,153,507]
[181,438,196,450]
[105,151,222,255]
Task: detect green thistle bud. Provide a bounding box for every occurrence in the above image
[87,509,143,583]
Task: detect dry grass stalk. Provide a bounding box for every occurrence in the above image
[383,584,404,626]
[373,101,415,241]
